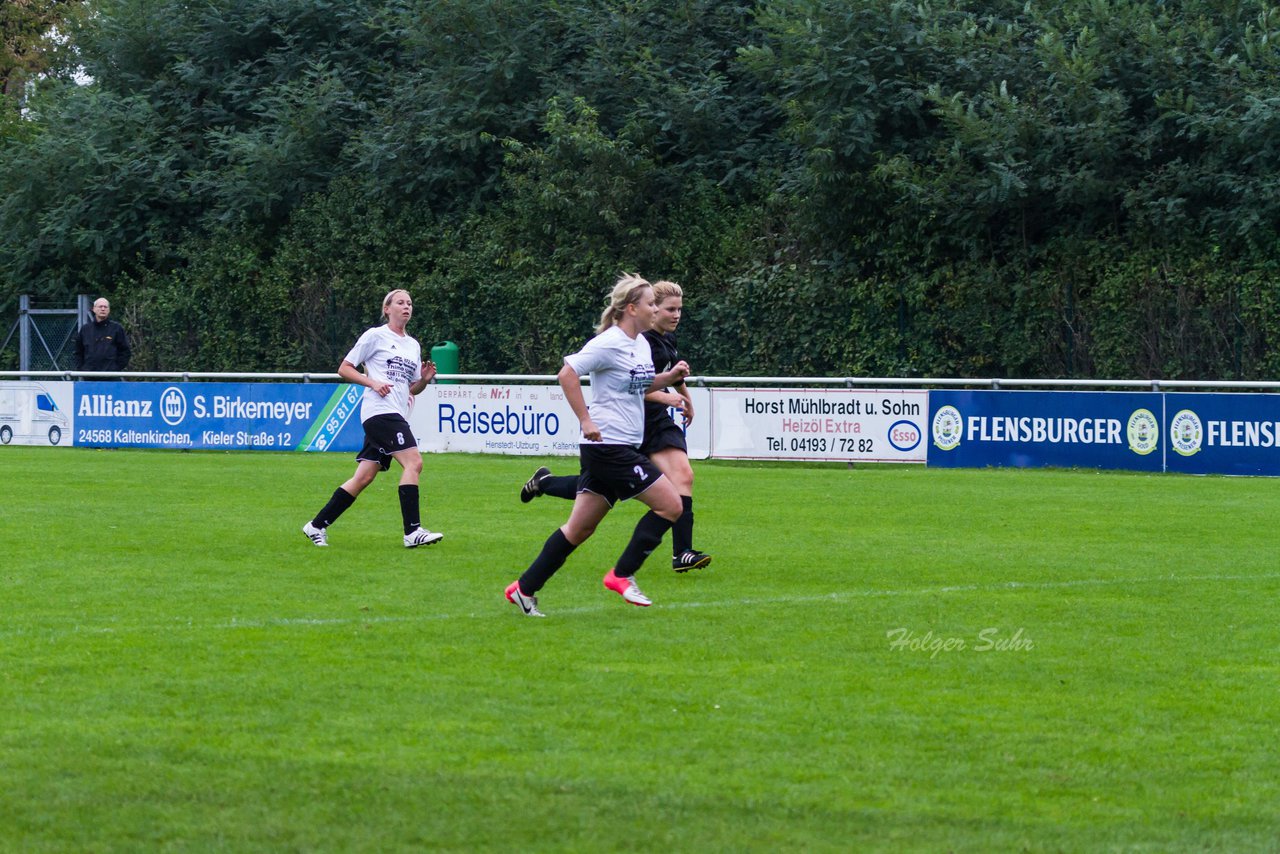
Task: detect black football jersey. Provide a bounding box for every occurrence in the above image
[642,330,682,424]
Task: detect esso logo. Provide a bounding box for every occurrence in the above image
[888,419,921,452]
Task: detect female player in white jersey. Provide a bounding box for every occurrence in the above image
[302,289,445,549]
[520,280,711,571]
[505,275,690,616]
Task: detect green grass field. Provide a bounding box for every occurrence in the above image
[2,446,1277,851]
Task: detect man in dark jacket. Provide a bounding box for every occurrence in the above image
[75,298,132,379]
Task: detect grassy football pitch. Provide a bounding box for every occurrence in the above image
[2,446,1277,851]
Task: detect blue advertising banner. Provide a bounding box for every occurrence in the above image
[41,380,1280,474]
[1162,392,1280,476]
[928,390,1164,471]
[73,382,365,451]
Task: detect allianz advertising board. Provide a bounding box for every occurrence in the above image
[928,390,1164,472]
[73,382,365,451]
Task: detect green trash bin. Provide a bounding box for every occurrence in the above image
[430,340,459,384]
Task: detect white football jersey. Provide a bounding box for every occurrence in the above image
[563,325,655,445]
[344,325,422,422]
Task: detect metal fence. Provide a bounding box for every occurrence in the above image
[3,369,1280,392]
[0,295,88,374]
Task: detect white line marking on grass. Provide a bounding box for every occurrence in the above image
[565,571,1280,615]
[5,572,1279,639]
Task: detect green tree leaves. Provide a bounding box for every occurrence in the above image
[4,0,1280,379]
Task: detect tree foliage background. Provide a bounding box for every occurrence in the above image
[3,0,1279,379]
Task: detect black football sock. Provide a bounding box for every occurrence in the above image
[313,487,356,528]
[615,511,674,576]
[672,495,695,555]
[540,475,580,500]
[398,484,420,534]
[519,528,578,594]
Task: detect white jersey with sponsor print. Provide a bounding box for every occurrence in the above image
[344,325,422,423]
[563,325,656,446]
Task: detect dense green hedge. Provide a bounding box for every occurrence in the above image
[103,202,1278,381]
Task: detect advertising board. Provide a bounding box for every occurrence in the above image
[8,379,1279,476]
[65,381,711,457]
[412,384,711,458]
[928,390,1164,471]
[73,382,364,451]
[0,382,73,446]
[710,388,927,462]
[1162,392,1280,476]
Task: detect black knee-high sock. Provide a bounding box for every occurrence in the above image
[313,487,356,529]
[615,511,675,576]
[398,484,420,534]
[519,529,578,594]
[541,475,580,500]
[672,495,695,555]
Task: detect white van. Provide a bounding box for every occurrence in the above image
[0,383,70,445]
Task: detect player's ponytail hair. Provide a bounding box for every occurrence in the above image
[381,289,410,322]
[651,280,683,303]
[596,274,652,333]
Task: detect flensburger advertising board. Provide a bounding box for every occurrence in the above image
[1162,392,1280,476]
[74,382,365,451]
[928,390,1164,471]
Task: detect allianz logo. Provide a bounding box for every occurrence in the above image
[77,386,187,426]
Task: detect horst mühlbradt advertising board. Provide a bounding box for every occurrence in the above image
[928,390,1164,471]
[1162,392,1280,476]
[710,388,927,462]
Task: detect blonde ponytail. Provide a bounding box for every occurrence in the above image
[595,273,652,333]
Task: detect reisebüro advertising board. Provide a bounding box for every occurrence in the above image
[928,390,1164,471]
[414,384,710,458]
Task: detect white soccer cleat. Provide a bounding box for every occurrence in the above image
[404,527,444,548]
[603,568,652,607]
[302,521,328,547]
[506,580,546,617]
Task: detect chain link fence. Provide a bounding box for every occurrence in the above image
[0,295,86,374]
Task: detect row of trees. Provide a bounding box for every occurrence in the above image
[3,0,1280,378]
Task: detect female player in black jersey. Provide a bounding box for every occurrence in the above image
[520,280,711,571]
[505,275,690,617]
